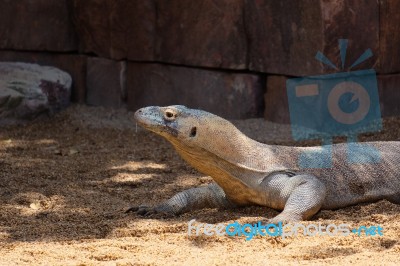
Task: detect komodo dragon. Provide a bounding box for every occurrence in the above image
[128,105,400,222]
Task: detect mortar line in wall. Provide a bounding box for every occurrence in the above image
[0,49,82,56]
[2,49,400,76]
[125,60,264,75]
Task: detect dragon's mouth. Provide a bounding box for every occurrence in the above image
[134,107,179,138]
[134,107,162,130]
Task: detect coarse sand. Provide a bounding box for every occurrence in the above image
[0,104,399,265]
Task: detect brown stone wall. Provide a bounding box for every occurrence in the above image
[0,0,78,51]
[0,0,399,120]
[127,63,264,119]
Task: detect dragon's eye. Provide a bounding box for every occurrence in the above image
[164,109,177,121]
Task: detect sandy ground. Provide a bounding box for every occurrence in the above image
[0,104,399,265]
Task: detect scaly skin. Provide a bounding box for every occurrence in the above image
[128,105,400,222]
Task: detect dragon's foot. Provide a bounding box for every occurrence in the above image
[125,205,174,218]
[268,213,303,224]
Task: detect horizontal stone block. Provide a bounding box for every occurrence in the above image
[0,0,77,51]
[86,57,126,108]
[264,76,290,124]
[245,0,379,76]
[72,0,155,61]
[0,51,87,103]
[127,63,264,119]
[378,74,400,117]
[71,0,387,74]
[72,0,246,69]
[155,0,247,69]
[378,0,400,73]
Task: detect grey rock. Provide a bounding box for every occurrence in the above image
[0,51,87,103]
[0,62,72,124]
